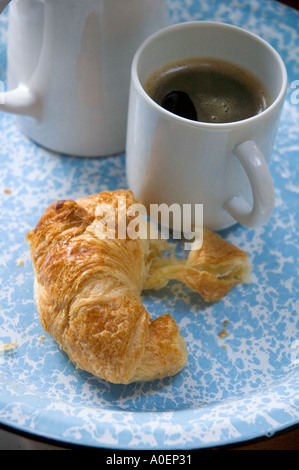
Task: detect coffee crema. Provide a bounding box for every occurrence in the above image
[143,57,270,123]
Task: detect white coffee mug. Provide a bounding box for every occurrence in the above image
[126,21,288,231]
[0,0,169,157]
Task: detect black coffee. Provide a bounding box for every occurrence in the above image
[143,57,270,123]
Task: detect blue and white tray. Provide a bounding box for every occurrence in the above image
[0,0,298,449]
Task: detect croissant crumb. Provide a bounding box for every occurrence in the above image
[26,190,250,384]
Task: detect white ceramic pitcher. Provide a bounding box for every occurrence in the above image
[0,0,169,156]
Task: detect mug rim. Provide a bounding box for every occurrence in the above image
[131,20,288,129]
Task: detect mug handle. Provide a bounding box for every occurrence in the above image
[223,140,275,227]
[0,0,40,117]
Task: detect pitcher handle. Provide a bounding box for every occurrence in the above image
[0,0,40,117]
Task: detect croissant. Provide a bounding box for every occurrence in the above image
[26,190,250,384]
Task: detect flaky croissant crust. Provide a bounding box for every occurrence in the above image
[27,190,250,384]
